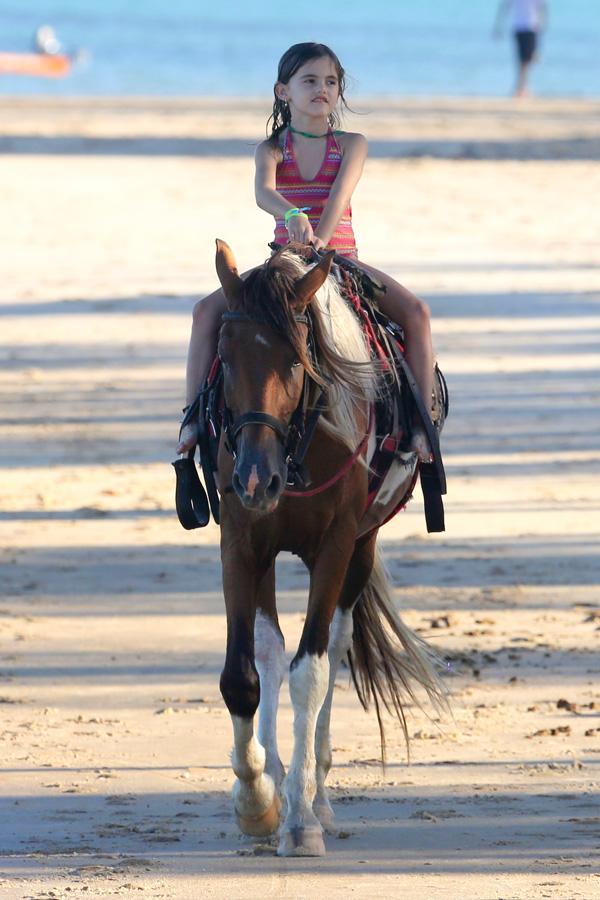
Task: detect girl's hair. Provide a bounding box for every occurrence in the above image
[267,42,348,144]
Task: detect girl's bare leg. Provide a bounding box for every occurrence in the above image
[356,260,434,460]
[176,287,228,454]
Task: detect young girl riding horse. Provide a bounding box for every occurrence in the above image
[177,42,435,459]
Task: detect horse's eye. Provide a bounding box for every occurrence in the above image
[291,360,301,369]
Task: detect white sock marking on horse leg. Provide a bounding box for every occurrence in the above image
[282,653,329,839]
[254,610,286,786]
[230,715,274,819]
[314,607,354,827]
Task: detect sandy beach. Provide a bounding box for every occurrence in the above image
[0,97,599,899]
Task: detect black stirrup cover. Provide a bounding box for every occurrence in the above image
[172,453,210,529]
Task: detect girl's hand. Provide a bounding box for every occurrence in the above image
[312,236,327,252]
[287,213,314,245]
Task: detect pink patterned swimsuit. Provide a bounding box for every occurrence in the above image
[273,128,358,259]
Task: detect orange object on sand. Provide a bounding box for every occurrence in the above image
[0,52,71,78]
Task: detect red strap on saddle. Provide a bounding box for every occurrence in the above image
[206,355,221,385]
[339,270,391,368]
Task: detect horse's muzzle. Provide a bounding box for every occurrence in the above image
[232,455,287,511]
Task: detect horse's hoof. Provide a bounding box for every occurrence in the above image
[277,825,326,857]
[313,800,335,833]
[236,794,281,837]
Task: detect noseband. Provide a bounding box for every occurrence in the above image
[220,310,324,487]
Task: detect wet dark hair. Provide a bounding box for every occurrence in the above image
[266,42,349,144]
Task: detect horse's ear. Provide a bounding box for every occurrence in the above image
[215,239,244,305]
[294,250,335,309]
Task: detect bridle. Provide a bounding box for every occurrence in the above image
[220,309,327,488]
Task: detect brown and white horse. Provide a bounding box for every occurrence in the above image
[212,240,444,857]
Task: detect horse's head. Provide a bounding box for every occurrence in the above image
[215,240,334,512]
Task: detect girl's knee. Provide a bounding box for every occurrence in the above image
[192,289,225,328]
[413,296,431,330]
[391,291,430,336]
[399,291,430,334]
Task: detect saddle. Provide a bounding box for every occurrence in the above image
[173,250,448,534]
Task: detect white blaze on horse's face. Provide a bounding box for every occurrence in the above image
[247,464,260,498]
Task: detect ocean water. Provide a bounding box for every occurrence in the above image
[1,0,599,98]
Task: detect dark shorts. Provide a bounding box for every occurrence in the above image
[514,30,537,64]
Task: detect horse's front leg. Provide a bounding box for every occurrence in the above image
[255,564,286,789]
[278,530,356,858]
[313,531,377,831]
[220,551,280,837]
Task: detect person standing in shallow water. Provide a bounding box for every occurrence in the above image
[494,0,548,97]
[177,42,435,460]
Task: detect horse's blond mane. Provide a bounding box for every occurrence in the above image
[280,251,379,449]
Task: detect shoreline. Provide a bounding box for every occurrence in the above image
[1,96,599,161]
[1,94,599,127]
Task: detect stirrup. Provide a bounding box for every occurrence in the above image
[172,393,210,529]
[172,449,210,529]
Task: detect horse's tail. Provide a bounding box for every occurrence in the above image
[347,547,448,764]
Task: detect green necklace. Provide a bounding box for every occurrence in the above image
[289,125,341,139]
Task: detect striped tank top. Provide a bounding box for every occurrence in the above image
[274,128,358,259]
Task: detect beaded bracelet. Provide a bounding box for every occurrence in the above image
[284,206,311,226]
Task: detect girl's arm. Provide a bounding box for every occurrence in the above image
[254,140,314,244]
[312,132,368,250]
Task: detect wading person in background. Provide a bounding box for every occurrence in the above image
[494,0,548,97]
